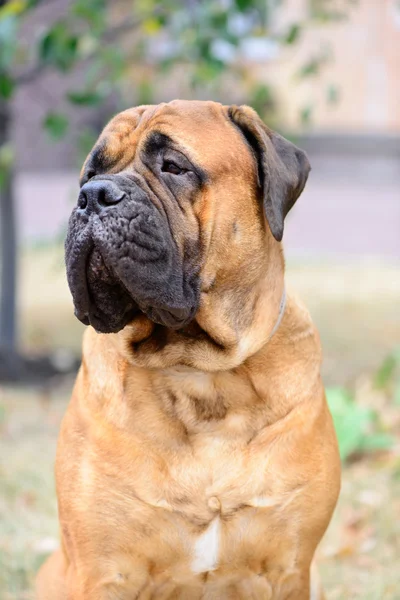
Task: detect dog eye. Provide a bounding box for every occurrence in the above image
[162,160,187,176]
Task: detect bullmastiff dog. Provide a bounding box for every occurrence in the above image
[36,100,340,599]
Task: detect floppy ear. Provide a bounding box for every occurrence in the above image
[228,105,311,241]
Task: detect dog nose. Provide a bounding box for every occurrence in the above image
[77,180,126,215]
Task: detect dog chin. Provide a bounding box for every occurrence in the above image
[71,246,197,334]
[76,247,139,334]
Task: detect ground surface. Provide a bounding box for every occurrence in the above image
[1,245,399,599]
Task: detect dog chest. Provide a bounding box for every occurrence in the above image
[92,503,308,600]
[88,434,307,591]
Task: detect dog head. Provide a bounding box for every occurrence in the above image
[65,100,310,370]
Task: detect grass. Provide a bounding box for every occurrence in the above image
[320,456,400,599]
[0,387,65,600]
[1,244,399,599]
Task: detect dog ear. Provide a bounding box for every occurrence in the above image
[228,105,311,241]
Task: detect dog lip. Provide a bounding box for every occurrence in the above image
[65,224,138,333]
[67,232,197,332]
[74,310,90,326]
[85,309,113,333]
[71,245,137,333]
[65,224,94,327]
[85,304,139,334]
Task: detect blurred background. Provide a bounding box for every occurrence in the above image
[0,0,399,598]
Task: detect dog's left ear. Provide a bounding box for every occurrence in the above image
[228,105,311,241]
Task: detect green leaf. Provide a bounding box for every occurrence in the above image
[326,387,371,461]
[0,1,28,19]
[359,432,394,453]
[67,90,104,106]
[284,23,301,45]
[250,83,275,117]
[374,348,400,389]
[326,387,394,461]
[0,169,7,191]
[327,84,339,105]
[209,8,229,31]
[300,105,313,125]
[234,0,253,12]
[39,30,55,61]
[72,0,106,32]
[0,143,14,168]
[77,127,98,166]
[142,17,163,35]
[43,112,69,140]
[0,72,14,99]
[39,23,79,71]
[298,58,321,78]
[0,143,14,190]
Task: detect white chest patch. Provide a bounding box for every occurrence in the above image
[191,517,221,574]
[250,495,278,508]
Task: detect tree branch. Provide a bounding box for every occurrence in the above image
[13,7,166,86]
[14,62,46,85]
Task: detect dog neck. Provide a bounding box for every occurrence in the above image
[155,291,320,435]
[80,289,321,441]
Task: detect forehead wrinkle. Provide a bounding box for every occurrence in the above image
[98,106,184,172]
[142,129,192,160]
[100,104,161,151]
[144,104,253,173]
[140,115,195,155]
[85,101,255,184]
[162,120,255,181]
[88,111,153,177]
[127,102,243,175]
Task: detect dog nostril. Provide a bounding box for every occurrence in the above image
[102,188,126,205]
[77,191,88,210]
[97,187,107,207]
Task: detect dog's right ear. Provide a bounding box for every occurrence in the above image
[227,105,311,241]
